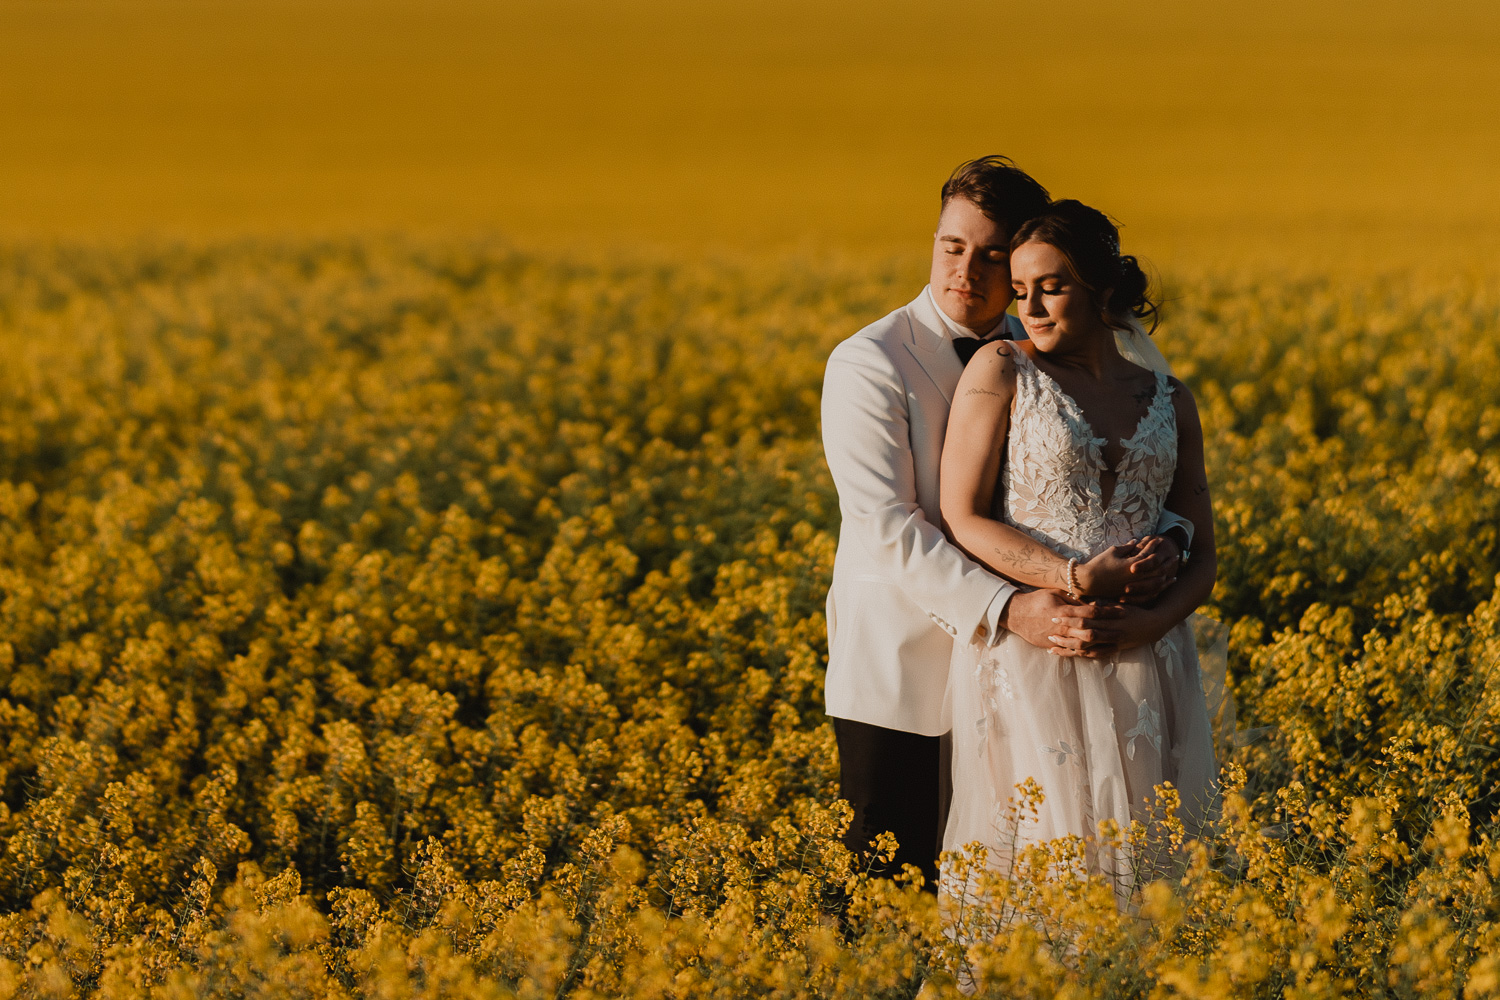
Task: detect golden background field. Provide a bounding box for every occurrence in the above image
[1,4,1499,993]
[2,0,1497,269]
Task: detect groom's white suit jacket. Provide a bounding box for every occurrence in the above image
[821,288,1022,737]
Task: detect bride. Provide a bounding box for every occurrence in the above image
[938,200,1218,896]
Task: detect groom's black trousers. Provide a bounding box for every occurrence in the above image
[833,717,951,893]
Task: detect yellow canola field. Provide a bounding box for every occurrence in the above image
[0,242,1496,996]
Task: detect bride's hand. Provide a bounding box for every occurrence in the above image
[1076,544,1147,599]
[1119,534,1179,604]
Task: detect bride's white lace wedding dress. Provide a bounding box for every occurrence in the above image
[944,348,1218,894]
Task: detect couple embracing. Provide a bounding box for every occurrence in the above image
[821,157,1218,903]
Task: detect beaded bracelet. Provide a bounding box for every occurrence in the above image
[1066,557,1080,599]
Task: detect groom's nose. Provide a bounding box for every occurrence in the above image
[957,250,983,281]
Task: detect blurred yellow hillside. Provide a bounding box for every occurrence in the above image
[1,0,1496,270]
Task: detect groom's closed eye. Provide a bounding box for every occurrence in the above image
[940,238,1007,261]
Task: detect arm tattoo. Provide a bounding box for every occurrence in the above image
[1192,481,1209,496]
[994,539,1063,584]
[965,387,1006,399]
[1133,385,1156,405]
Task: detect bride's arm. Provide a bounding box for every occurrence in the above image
[939,343,1073,591]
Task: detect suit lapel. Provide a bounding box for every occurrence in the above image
[903,288,965,405]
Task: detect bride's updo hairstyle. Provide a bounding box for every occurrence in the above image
[1009,199,1159,333]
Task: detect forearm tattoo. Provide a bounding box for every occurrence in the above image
[994,539,1063,584]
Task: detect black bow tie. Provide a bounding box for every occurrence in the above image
[952,334,1007,366]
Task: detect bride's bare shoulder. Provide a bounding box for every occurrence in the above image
[957,341,1021,397]
[1167,375,1202,423]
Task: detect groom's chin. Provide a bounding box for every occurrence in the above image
[942,297,1003,331]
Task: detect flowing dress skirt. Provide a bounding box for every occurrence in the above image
[944,619,1218,897]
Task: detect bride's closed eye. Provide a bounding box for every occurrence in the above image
[1013,285,1065,299]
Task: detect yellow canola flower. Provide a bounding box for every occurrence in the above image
[0,243,1494,996]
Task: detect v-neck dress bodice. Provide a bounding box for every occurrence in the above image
[1002,349,1177,560]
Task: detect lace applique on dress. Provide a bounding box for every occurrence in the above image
[1124,700,1163,760]
[1040,741,1082,766]
[1002,351,1177,557]
[1154,635,1183,679]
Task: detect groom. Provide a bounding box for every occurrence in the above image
[820,156,1191,888]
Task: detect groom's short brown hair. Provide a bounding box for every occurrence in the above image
[941,156,1051,237]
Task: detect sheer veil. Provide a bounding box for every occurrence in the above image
[1113,317,1239,757]
[1114,317,1174,376]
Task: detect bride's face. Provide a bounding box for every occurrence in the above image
[1010,240,1112,350]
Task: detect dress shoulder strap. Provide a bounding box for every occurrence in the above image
[1128,369,1179,453]
[1006,345,1045,405]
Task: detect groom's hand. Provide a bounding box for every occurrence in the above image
[1044,601,1173,657]
[1001,590,1124,655]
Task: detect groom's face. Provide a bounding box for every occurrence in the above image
[930,195,1013,334]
